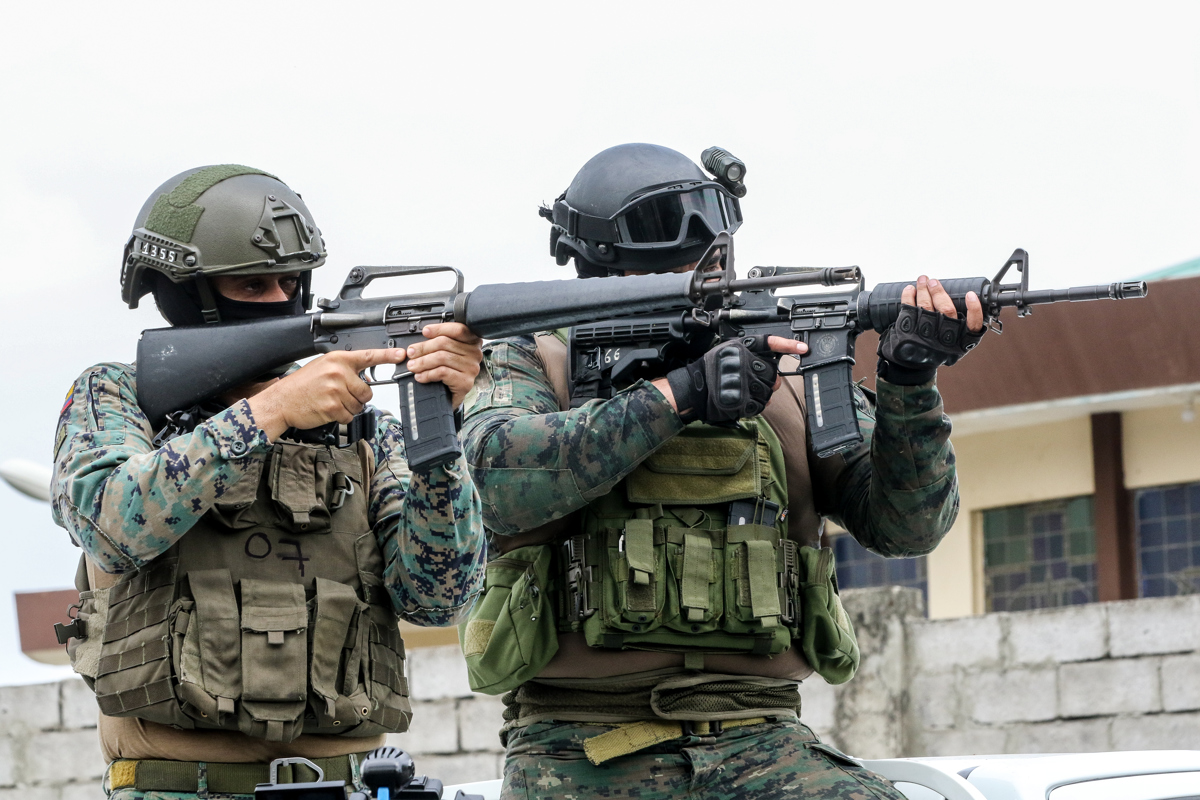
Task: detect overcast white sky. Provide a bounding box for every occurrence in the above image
[0,2,1197,684]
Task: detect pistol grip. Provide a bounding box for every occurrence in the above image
[803,361,864,458]
[395,375,461,472]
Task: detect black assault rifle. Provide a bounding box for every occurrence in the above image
[135,248,858,471]
[559,232,1148,457]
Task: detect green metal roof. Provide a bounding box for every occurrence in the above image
[1138,255,1200,281]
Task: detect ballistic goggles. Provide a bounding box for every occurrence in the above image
[552,181,743,250]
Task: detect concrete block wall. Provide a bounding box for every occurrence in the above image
[385,644,507,784]
[0,679,103,799]
[5,590,1198,793]
[902,593,1200,756]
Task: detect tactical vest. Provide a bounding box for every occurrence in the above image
[558,418,799,656]
[66,438,411,743]
[462,332,862,695]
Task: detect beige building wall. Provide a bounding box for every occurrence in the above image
[927,416,1095,619]
[927,394,1200,620]
[1123,405,1200,490]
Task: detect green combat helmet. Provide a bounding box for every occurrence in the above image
[121,165,327,325]
[540,143,745,277]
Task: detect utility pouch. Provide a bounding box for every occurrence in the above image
[309,578,363,729]
[797,546,859,685]
[238,579,308,741]
[591,518,668,640]
[240,580,308,702]
[663,527,723,634]
[724,525,783,632]
[460,544,558,695]
[268,442,364,534]
[92,559,190,728]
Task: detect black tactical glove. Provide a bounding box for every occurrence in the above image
[877,304,985,386]
[666,340,778,423]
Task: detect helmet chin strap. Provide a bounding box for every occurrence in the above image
[193,275,222,324]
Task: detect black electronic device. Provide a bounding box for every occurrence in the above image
[253,750,484,800]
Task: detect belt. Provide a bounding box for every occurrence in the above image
[582,717,770,765]
[108,753,367,795]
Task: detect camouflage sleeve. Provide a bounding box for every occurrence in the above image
[50,363,271,573]
[810,377,958,557]
[460,336,686,535]
[366,409,485,627]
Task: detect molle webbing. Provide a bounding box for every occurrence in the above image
[145,165,277,243]
[97,678,175,716]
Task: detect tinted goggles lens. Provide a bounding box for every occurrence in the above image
[617,187,736,245]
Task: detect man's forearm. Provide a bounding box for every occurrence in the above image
[53,368,269,572]
[462,381,685,534]
[831,377,959,557]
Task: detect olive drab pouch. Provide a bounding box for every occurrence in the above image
[797,545,860,685]
[238,579,309,741]
[460,544,558,695]
[268,442,363,534]
[576,421,793,656]
[309,578,368,729]
[625,428,761,506]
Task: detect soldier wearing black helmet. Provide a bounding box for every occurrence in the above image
[51,165,486,799]
[460,144,984,798]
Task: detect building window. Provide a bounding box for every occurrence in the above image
[1135,481,1200,598]
[830,532,928,611]
[982,496,1097,612]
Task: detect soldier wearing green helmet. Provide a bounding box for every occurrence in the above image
[121,165,327,322]
[459,143,986,798]
[51,165,487,799]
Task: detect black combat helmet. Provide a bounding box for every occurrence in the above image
[121,165,327,325]
[544,143,744,277]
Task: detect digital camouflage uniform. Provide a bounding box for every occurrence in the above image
[461,334,959,800]
[52,362,486,800]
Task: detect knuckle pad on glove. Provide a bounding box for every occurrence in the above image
[878,301,986,384]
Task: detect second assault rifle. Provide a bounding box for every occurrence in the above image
[137,233,1147,468]
[559,233,1148,456]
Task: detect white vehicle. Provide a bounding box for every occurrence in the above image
[444,750,1200,800]
[0,458,52,502]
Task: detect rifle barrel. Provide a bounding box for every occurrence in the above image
[995,281,1148,306]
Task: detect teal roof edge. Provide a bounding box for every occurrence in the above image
[1138,255,1200,281]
